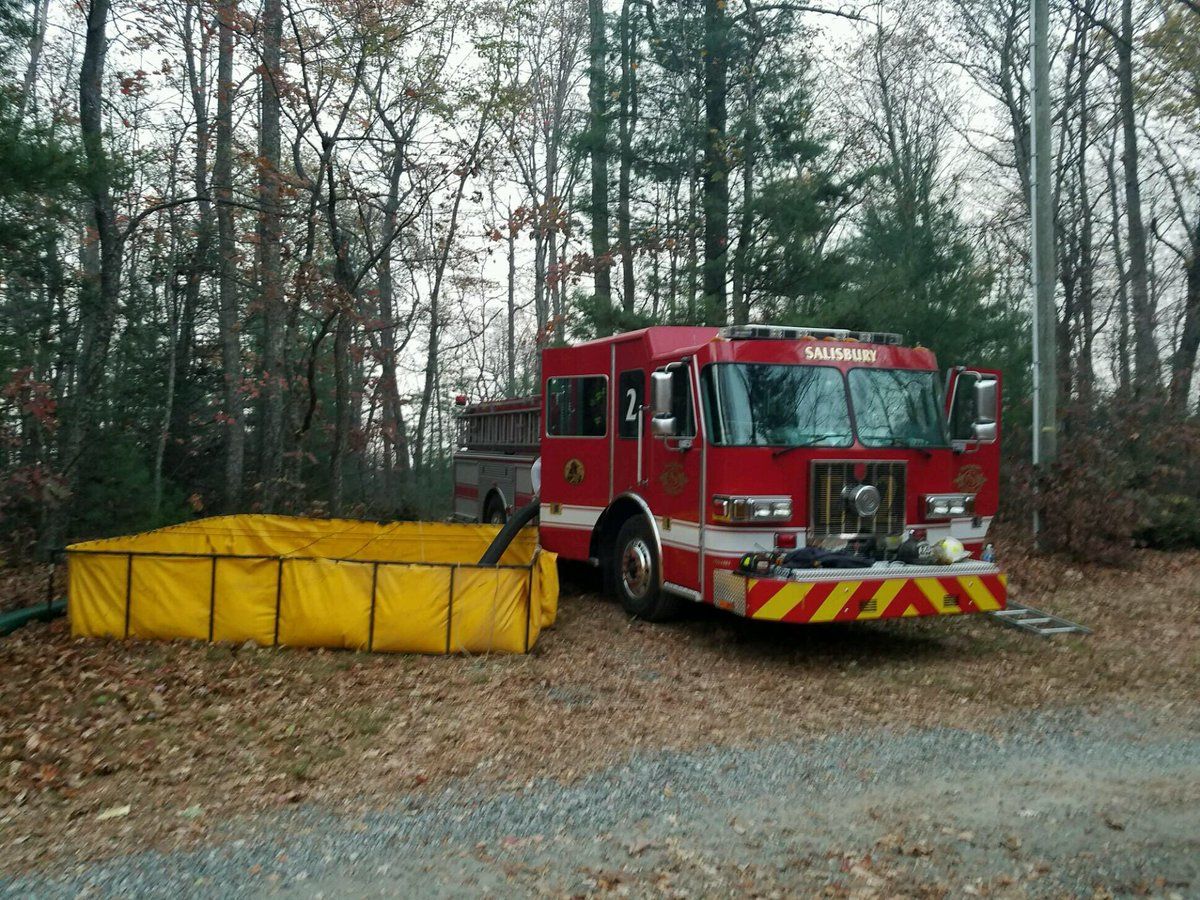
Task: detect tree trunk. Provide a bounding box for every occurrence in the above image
[730,59,758,327]
[43,0,121,552]
[1118,0,1156,395]
[330,311,351,516]
[617,0,636,316]
[555,236,567,343]
[587,0,612,333]
[154,279,178,521]
[1168,221,1200,412]
[507,220,517,389]
[215,0,244,511]
[313,51,370,515]
[686,149,698,322]
[533,225,547,337]
[322,158,359,519]
[65,0,123,502]
[18,0,50,120]
[701,0,730,325]
[377,147,409,508]
[1075,51,1096,408]
[258,0,285,509]
[1105,147,1131,394]
[172,0,214,475]
[668,171,680,322]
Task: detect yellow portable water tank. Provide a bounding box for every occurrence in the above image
[67,515,558,654]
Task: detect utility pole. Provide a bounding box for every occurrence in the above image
[1030,0,1056,539]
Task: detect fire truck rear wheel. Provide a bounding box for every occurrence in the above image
[611,518,681,622]
[483,495,507,525]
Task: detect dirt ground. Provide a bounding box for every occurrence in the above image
[1,548,1198,889]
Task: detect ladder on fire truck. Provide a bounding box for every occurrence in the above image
[989,601,1091,637]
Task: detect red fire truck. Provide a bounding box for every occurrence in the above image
[454,325,1007,624]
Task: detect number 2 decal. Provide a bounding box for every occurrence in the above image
[625,388,639,423]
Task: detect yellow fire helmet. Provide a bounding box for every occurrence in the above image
[932,537,971,564]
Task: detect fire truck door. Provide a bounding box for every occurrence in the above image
[944,367,1002,519]
[611,344,647,497]
[647,361,703,592]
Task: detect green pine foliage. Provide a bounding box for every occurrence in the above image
[0,5,78,275]
[836,189,1027,374]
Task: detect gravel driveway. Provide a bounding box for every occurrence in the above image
[4,704,1196,898]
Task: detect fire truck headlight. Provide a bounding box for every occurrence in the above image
[713,495,792,523]
[924,493,975,520]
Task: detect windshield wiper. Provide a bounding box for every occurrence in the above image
[866,436,941,452]
[772,435,846,457]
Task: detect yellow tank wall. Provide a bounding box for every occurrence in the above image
[67,515,556,654]
[66,515,539,566]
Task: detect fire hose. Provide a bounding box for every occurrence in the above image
[477,500,540,566]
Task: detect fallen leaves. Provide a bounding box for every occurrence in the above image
[1102,813,1125,831]
[1,547,1198,876]
[626,838,657,857]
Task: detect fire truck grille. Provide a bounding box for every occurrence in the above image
[810,461,906,539]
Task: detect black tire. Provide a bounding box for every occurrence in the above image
[609,517,682,621]
[483,494,507,525]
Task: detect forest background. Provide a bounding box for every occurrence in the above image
[1,0,1198,559]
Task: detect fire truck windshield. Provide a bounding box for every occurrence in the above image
[701,363,948,449]
[848,368,947,448]
[701,363,854,447]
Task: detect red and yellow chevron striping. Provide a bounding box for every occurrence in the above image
[746,572,1007,623]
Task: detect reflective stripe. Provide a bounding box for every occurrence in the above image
[750,581,813,621]
[745,571,1008,623]
[541,504,604,529]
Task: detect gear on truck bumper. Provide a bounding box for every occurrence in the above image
[711,564,1007,622]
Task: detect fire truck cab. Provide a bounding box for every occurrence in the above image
[455,325,1007,625]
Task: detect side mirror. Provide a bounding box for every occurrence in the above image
[650,415,677,437]
[649,370,677,437]
[650,371,673,417]
[948,370,1000,446]
[972,375,998,442]
[972,421,997,442]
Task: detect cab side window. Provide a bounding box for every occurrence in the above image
[949,372,978,442]
[546,376,608,437]
[671,367,697,438]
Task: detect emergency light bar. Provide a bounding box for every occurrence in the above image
[718,325,904,346]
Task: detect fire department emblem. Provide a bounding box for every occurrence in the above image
[563,458,586,485]
[954,464,987,494]
[659,462,688,496]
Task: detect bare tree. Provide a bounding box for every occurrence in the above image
[64,0,123,511]
[215,0,244,510]
[258,0,286,509]
[587,0,612,332]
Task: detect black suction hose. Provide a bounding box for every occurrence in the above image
[478,499,540,566]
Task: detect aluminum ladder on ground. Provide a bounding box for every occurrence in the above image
[989,600,1092,637]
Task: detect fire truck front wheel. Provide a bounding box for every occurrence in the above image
[611,518,681,622]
